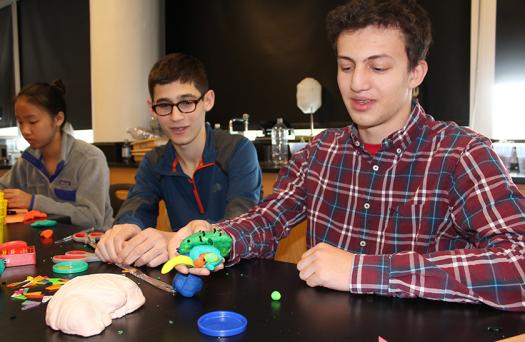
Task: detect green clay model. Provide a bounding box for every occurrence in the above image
[178,229,232,257]
[162,229,233,274]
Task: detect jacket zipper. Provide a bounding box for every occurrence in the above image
[189,160,215,214]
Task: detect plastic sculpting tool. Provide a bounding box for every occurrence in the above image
[115,263,175,294]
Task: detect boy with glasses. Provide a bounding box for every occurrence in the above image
[170,0,525,310]
[96,53,262,268]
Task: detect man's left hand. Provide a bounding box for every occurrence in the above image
[297,242,354,291]
[118,228,169,267]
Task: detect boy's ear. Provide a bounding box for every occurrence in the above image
[203,90,215,112]
[409,59,428,89]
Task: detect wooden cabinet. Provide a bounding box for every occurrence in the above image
[109,167,171,232]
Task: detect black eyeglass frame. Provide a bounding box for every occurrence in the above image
[151,90,208,116]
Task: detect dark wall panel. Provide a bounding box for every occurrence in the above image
[418,0,471,126]
[0,5,16,128]
[166,0,471,129]
[167,0,346,130]
[18,0,91,130]
[495,0,525,82]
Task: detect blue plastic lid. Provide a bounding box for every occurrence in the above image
[197,311,247,337]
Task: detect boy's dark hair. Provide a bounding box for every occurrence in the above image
[15,80,67,129]
[326,0,432,70]
[148,53,209,98]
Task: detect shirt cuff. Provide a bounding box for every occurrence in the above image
[349,254,391,296]
[28,194,35,211]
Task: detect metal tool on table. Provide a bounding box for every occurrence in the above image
[67,231,175,294]
[115,262,175,294]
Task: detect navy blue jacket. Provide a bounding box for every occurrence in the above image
[115,125,262,230]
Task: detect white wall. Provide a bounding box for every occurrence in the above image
[90,0,162,142]
[469,0,496,138]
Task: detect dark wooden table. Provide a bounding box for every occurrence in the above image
[1,222,524,341]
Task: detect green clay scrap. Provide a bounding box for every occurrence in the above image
[30,220,58,228]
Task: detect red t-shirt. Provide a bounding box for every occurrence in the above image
[363,143,381,156]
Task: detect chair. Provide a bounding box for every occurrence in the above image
[109,183,133,216]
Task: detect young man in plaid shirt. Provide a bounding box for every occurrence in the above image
[170,0,525,311]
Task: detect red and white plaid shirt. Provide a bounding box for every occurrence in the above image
[217,103,525,311]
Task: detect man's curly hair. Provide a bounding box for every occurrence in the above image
[326,0,432,70]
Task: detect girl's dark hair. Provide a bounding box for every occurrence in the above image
[14,80,68,129]
[148,53,209,98]
[326,0,432,70]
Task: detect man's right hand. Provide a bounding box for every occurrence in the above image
[95,224,141,263]
[167,220,223,276]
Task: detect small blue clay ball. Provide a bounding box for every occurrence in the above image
[173,273,203,298]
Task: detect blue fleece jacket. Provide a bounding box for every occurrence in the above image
[115,125,262,230]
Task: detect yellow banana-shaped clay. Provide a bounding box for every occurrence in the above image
[161,255,195,274]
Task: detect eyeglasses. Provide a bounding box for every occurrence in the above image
[151,91,207,116]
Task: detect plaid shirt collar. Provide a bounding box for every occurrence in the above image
[348,101,427,156]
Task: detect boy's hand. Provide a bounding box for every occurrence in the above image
[118,228,168,267]
[167,220,223,276]
[297,242,354,292]
[95,224,141,263]
[3,188,32,209]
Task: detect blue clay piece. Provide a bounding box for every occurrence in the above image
[173,273,203,298]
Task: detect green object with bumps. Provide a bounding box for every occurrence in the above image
[178,230,232,257]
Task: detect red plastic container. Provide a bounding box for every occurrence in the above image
[0,240,37,267]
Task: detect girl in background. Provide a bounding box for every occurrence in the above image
[0,80,113,229]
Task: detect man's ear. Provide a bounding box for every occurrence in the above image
[147,99,155,115]
[55,111,65,127]
[203,90,215,112]
[409,59,428,89]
